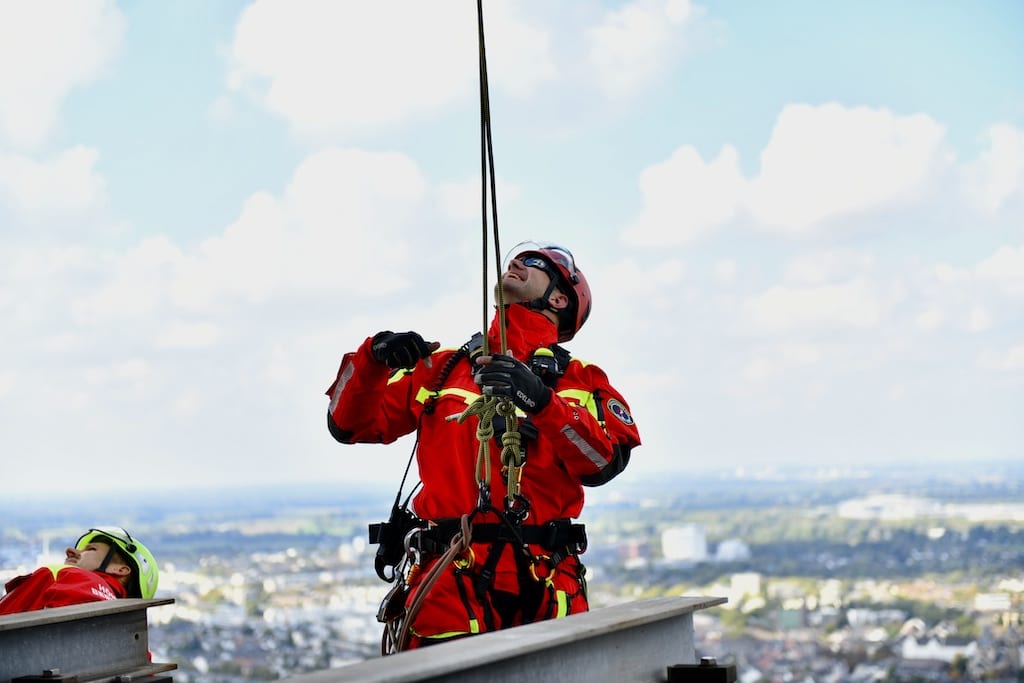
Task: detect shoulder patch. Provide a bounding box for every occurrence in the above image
[606,398,634,426]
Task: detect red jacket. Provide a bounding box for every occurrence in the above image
[326,304,641,524]
[0,565,127,615]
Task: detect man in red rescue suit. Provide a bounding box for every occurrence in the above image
[325,241,640,650]
[0,527,160,615]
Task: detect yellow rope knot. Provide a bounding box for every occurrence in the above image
[453,394,522,501]
[455,394,501,486]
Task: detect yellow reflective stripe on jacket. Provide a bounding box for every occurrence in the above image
[556,388,599,420]
[386,369,414,385]
[554,590,569,618]
[414,620,480,640]
[414,386,480,406]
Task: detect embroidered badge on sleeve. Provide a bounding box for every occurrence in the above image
[606,399,634,425]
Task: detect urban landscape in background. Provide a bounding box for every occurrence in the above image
[1,460,1022,683]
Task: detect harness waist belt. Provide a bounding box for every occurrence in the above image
[372,519,587,555]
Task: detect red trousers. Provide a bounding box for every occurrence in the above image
[401,541,589,649]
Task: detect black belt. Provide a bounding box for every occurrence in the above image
[371,518,587,556]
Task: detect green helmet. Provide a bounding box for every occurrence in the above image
[76,527,159,600]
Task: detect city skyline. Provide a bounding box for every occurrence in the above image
[1,1,1021,498]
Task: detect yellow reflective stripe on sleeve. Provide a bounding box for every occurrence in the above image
[556,388,599,419]
[386,369,414,385]
[414,386,480,406]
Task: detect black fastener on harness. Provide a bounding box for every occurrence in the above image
[529,344,571,387]
[369,504,422,582]
[403,519,587,556]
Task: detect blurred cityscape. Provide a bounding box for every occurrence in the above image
[1,460,1022,683]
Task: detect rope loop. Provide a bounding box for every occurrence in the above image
[456,393,501,486]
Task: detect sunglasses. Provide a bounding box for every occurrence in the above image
[520,256,553,272]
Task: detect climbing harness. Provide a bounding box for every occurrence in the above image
[370,340,585,654]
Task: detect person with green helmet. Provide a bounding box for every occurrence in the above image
[0,527,159,615]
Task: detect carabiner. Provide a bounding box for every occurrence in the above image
[529,554,555,583]
[403,525,427,564]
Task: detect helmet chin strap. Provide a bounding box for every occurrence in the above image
[524,279,560,315]
[96,546,115,574]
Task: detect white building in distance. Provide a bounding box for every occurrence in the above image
[661,524,707,562]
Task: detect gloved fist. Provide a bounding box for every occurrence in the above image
[474,354,552,414]
[371,331,437,369]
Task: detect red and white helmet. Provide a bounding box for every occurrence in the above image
[505,241,592,342]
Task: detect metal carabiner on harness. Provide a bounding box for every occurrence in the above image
[403,525,428,566]
[504,492,531,526]
[476,482,493,513]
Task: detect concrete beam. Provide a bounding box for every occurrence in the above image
[285,595,726,683]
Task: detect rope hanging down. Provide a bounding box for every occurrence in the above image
[396,3,530,654]
[450,0,524,507]
[387,6,540,655]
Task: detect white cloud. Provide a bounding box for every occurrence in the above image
[623,144,744,245]
[782,249,876,286]
[0,146,107,215]
[966,306,992,333]
[583,256,686,342]
[73,236,182,324]
[714,259,737,284]
[82,358,152,387]
[587,0,699,97]
[962,123,1024,213]
[742,343,821,383]
[440,176,522,222]
[743,279,883,334]
[749,104,951,233]
[624,103,961,246]
[978,344,1024,372]
[603,256,686,296]
[173,148,428,310]
[0,0,124,147]
[0,370,14,398]
[976,244,1024,297]
[931,263,972,287]
[482,0,558,97]
[155,321,224,350]
[227,0,553,136]
[914,305,945,331]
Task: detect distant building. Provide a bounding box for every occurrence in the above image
[837,494,943,520]
[818,579,843,608]
[900,635,978,663]
[714,538,751,562]
[661,524,707,562]
[730,572,761,600]
[973,593,1012,612]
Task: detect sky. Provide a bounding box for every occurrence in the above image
[0,0,1021,500]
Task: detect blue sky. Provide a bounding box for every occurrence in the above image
[1,1,1021,498]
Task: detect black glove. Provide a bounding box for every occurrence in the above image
[474,354,552,413]
[492,414,539,443]
[371,331,434,369]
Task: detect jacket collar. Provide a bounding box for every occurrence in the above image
[488,303,559,360]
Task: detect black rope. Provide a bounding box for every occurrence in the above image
[477,0,505,355]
